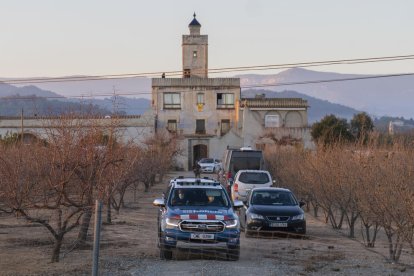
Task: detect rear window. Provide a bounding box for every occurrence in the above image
[238,172,269,184]
[228,151,263,173]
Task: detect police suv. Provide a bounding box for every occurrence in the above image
[153,177,243,260]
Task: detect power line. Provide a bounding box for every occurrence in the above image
[1,71,414,101]
[1,54,414,85]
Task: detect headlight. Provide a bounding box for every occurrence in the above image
[291,214,305,220]
[225,219,239,229]
[166,217,180,229]
[249,213,264,220]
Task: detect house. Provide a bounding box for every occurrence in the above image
[152,15,312,170]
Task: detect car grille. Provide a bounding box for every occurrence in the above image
[266,216,290,222]
[179,220,225,233]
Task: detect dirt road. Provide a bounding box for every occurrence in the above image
[0,171,412,275]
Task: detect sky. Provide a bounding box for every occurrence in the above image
[1,0,414,78]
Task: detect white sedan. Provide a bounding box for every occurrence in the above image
[197,158,222,173]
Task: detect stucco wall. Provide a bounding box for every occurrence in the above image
[152,78,241,137]
[0,112,155,144]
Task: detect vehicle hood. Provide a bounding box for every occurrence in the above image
[249,205,303,216]
[168,206,235,220]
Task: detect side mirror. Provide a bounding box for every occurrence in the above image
[243,200,249,207]
[233,200,244,209]
[153,198,166,207]
[299,201,306,208]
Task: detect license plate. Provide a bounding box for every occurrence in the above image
[270,222,288,228]
[190,233,215,240]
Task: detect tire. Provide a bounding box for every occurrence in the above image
[159,235,173,260]
[159,245,172,260]
[226,247,240,261]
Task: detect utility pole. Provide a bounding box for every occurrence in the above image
[92,200,102,276]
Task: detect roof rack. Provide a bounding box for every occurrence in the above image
[175,181,220,186]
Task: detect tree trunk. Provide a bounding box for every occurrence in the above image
[133,184,138,201]
[77,209,92,242]
[51,235,63,263]
[311,202,318,217]
[106,197,112,224]
[337,209,345,229]
[346,211,359,238]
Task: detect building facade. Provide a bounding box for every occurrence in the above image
[152,15,312,170]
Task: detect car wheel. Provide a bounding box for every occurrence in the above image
[159,245,172,260]
[226,246,240,261]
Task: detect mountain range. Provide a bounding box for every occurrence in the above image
[2,68,414,121]
[237,68,414,118]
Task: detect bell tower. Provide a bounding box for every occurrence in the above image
[182,13,208,78]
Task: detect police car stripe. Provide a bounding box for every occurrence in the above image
[206,214,216,220]
[189,214,198,220]
[198,214,207,220]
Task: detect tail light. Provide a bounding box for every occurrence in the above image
[234,183,238,193]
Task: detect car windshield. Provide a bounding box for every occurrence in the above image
[199,158,214,163]
[251,191,297,206]
[170,188,229,207]
[238,172,269,184]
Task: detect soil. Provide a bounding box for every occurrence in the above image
[0,171,413,275]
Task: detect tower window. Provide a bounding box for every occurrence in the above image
[184,69,191,78]
[193,51,198,58]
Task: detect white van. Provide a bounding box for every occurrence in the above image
[231,170,273,202]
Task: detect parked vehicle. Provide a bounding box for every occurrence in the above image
[231,170,273,202]
[239,187,306,236]
[153,177,243,260]
[197,158,222,173]
[220,147,265,195]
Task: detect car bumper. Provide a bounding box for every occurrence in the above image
[246,219,306,234]
[161,229,240,250]
[232,193,248,202]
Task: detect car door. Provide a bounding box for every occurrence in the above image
[238,193,251,230]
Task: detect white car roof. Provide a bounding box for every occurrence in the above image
[251,187,291,192]
[236,170,270,173]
